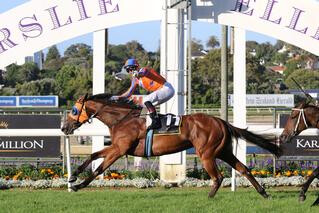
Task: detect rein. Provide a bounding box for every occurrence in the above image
[291,108,308,134]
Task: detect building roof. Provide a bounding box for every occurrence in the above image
[268,65,285,73]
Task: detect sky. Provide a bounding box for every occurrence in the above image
[0,0,277,55]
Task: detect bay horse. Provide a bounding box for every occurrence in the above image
[62,93,281,198]
[279,101,319,206]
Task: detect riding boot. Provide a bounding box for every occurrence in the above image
[144,101,161,130]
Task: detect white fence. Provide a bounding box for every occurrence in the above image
[1,127,318,192]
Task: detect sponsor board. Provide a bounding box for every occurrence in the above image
[0,96,58,108]
[228,94,294,107]
[0,115,60,157]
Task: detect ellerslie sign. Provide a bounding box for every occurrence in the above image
[1,0,319,69]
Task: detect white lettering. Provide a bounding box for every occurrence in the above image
[0,139,45,150]
[304,140,311,148]
[296,139,305,148]
[311,140,319,148]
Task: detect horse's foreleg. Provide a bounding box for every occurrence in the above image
[220,153,269,199]
[201,158,223,198]
[71,149,121,191]
[299,167,319,202]
[69,147,112,183]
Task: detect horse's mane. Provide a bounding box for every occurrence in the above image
[87,93,142,110]
[296,100,318,109]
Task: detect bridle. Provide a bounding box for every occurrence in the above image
[72,96,98,125]
[291,108,308,135]
[74,98,141,128]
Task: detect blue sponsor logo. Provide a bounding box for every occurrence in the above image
[0,97,17,107]
[19,96,58,107]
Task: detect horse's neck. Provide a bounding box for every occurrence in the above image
[97,107,141,128]
[304,107,319,128]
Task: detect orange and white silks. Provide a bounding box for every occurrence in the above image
[138,68,166,92]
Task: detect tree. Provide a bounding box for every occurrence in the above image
[191,39,204,56]
[15,78,56,95]
[55,64,92,107]
[44,45,63,71]
[255,42,276,65]
[246,54,265,93]
[19,62,40,82]
[4,63,21,87]
[64,43,92,68]
[192,49,221,105]
[246,41,259,53]
[46,45,60,61]
[283,58,302,79]
[206,35,220,49]
[272,52,288,66]
[273,40,285,51]
[4,62,39,86]
[285,69,319,89]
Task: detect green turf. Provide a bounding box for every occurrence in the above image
[0,187,318,213]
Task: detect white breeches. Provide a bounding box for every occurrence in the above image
[143,82,175,106]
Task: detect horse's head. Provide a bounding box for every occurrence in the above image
[61,93,142,135]
[61,94,92,135]
[279,102,310,143]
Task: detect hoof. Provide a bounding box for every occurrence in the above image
[208,193,216,199]
[68,176,77,183]
[299,195,306,202]
[262,192,270,199]
[70,185,79,192]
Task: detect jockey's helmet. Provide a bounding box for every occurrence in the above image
[124,58,139,72]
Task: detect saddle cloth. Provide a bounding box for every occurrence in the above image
[153,113,182,135]
[144,114,182,158]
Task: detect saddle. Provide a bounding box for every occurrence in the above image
[144,114,182,158]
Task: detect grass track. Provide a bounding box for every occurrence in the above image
[0,187,318,213]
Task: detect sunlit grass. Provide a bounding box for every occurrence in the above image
[0,187,317,213]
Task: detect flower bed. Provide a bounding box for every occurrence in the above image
[1,176,319,190]
[0,163,317,181]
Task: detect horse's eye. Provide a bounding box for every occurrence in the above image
[72,106,79,116]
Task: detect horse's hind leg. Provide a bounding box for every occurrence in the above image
[201,158,224,198]
[71,146,121,191]
[219,152,269,199]
[69,147,111,183]
[299,167,319,202]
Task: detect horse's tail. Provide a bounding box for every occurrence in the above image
[223,121,282,158]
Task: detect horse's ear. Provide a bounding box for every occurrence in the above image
[299,101,307,109]
[84,93,89,101]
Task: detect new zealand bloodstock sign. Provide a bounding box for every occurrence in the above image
[0,115,60,157]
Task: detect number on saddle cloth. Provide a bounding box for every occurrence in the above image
[144,114,182,158]
[154,113,182,135]
[148,114,182,135]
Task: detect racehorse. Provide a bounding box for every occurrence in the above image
[62,93,281,198]
[279,101,319,206]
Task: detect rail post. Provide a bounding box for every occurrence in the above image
[65,136,72,192]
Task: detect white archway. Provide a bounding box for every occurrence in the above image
[2,0,319,183]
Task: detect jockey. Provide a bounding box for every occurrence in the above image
[111,58,175,130]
